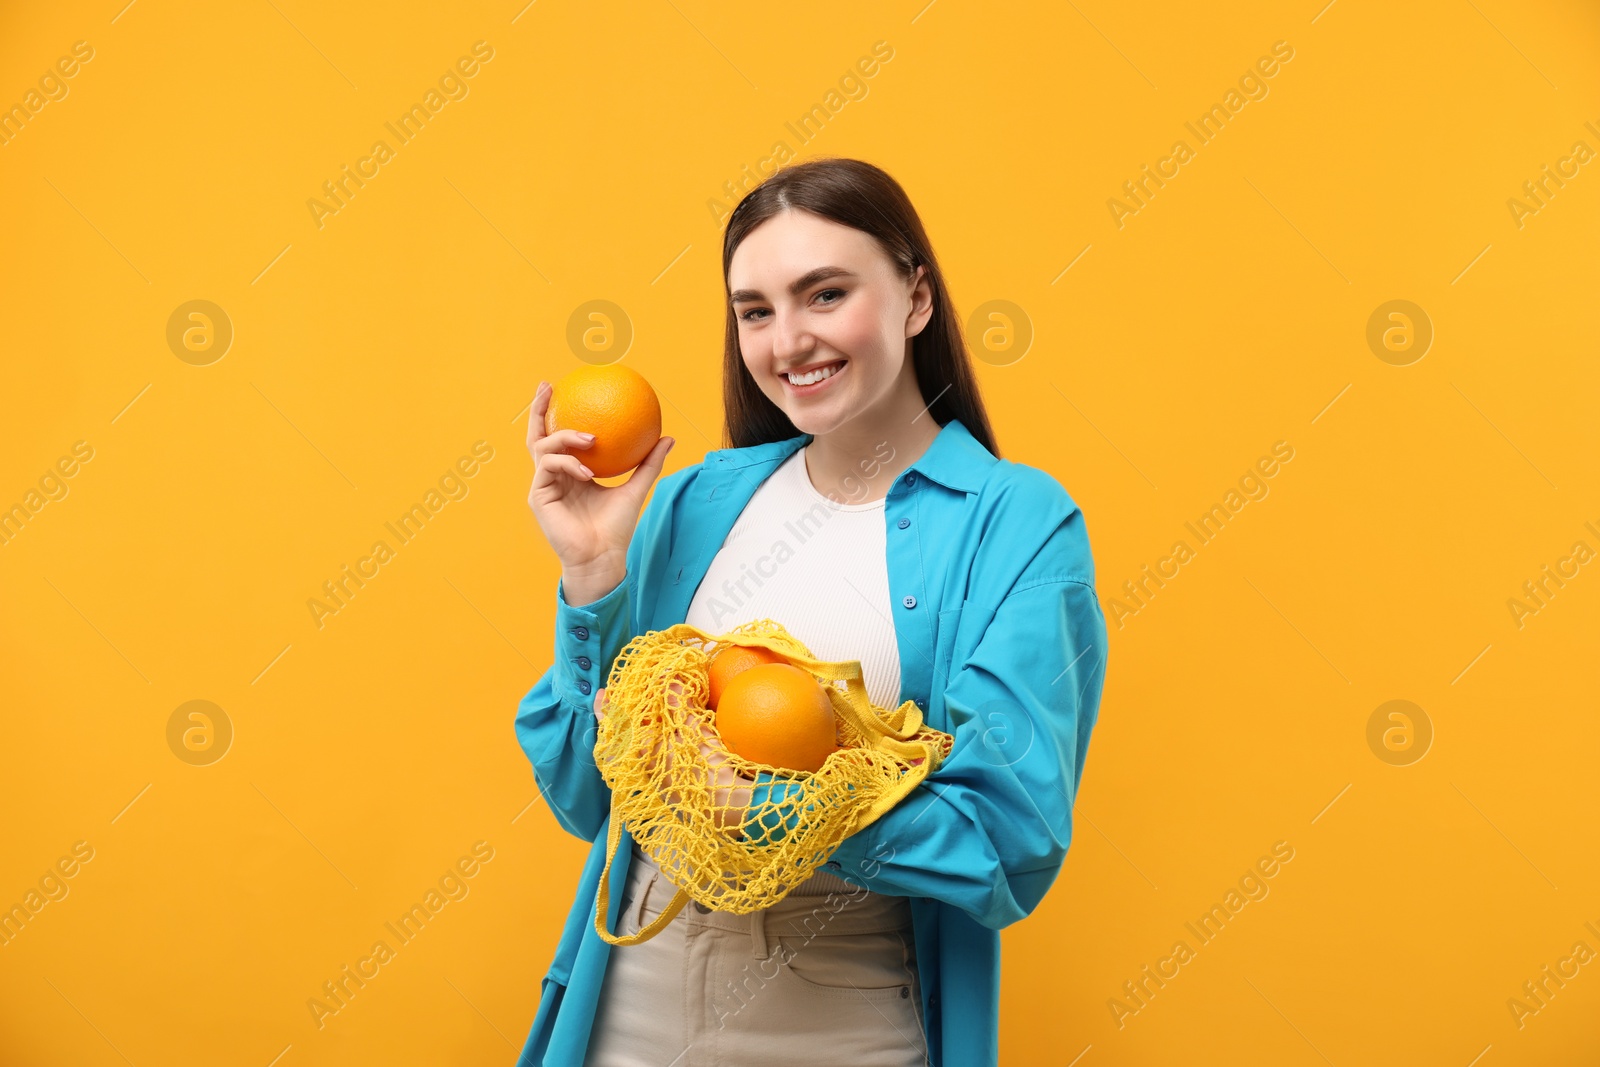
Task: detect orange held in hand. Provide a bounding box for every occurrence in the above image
[706,644,790,710]
[545,364,662,478]
[714,662,839,774]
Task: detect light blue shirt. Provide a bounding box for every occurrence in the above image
[514,417,1109,1066]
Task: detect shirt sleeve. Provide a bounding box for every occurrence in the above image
[822,523,1109,929]
[513,572,634,842]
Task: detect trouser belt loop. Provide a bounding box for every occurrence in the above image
[633,869,655,933]
[751,906,769,960]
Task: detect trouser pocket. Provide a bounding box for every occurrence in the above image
[711,926,928,1063]
[773,927,918,1002]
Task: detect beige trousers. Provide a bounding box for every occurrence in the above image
[584,840,929,1067]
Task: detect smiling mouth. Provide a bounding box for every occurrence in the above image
[783,359,847,387]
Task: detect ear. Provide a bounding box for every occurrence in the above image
[905,264,934,339]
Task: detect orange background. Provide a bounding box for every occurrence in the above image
[2,1,1598,1064]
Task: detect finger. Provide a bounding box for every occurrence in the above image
[618,434,676,507]
[525,381,552,457]
[593,687,607,721]
[532,427,598,463]
[532,453,596,488]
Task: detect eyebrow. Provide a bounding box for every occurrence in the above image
[729,266,857,306]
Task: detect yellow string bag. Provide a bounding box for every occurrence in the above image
[591,618,956,947]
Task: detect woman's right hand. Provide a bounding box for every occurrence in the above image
[594,683,753,837]
[526,379,675,577]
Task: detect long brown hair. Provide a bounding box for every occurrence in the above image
[719,157,1000,457]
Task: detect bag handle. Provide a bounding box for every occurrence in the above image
[594,802,692,946]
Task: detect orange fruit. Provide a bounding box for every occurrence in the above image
[706,645,790,710]
[545,364,662,478]
[714,663,839,773]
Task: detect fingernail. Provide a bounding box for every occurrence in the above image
[579,432,596,442]
[579,465,594,478]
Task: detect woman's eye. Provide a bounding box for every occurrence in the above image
[737,290,842,322]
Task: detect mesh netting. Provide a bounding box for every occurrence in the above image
[591,618,955,946]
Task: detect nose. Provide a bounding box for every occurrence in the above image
[770,308,814,365]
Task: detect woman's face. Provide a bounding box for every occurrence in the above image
[728,209,931,437]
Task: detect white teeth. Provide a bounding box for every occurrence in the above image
[786,361,844,386]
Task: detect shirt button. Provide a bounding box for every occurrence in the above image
[825,861,841,871]
[897,517,910,529]
[902,595,917,609]
[578,679,592,695]
[573,626,589,640]
[903,472,917,487]
[577,655,591,670]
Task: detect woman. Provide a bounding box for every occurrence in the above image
[516,157,1108,1066]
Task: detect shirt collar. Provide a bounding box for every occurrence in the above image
[709,417,995,494]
